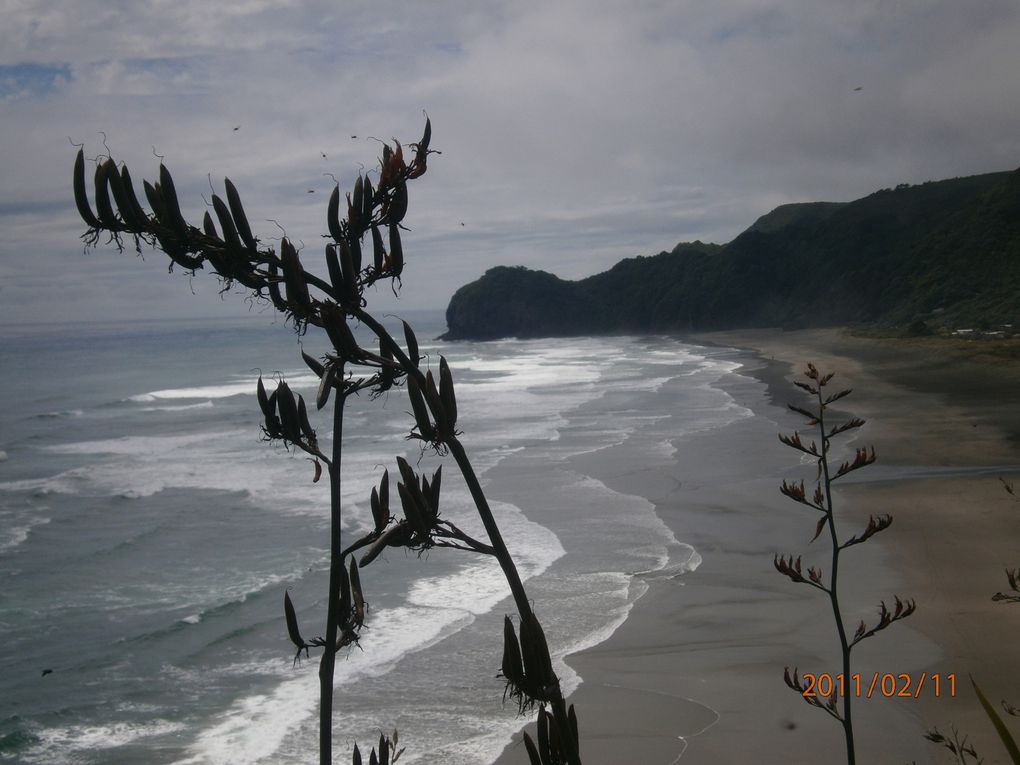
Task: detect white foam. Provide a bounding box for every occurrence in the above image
[24,719,187,762]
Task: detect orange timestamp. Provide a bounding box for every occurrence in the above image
[801,672,956,700]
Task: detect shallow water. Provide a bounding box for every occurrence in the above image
[0,311,757,764]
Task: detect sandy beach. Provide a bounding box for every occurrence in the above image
[494,328,1020,765]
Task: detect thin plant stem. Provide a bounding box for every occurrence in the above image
[319,379,346,765]
[816,392,855,765]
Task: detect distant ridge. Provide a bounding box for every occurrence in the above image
[442,170,1020,340]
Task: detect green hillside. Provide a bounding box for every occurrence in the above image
[442,170,1020,340]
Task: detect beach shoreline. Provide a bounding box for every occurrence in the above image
[494,327,1020,765]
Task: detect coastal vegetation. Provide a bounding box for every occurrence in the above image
[443,169,1020,340]
[774,365,914,764]
[72,122,582,764]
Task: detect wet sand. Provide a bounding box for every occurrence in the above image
[494,328,1020,765]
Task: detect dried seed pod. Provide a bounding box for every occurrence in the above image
[158,164,188,239]
[370,224,385,273]
[387,179,408,225]
[438,356,457,430]
[280,238,311,313]
[338,240,359,305]
[349,557,365,629]
[348,231,363,276]
[211,194,242,253]
[256,376,271,418]
[73,149,102,228]
[275,381,301,442]
[428,465,441,520]
[105,159,144,231]
[377,732,389,765]
[388,223,403,277]
[537,708,553,764]
[337,559,352,625]
[325,244,345,298]
[405,375,434,441]
[501,615,525,685]
[361,176,374,225]
[327,184,344,243]
[402,321,419,366]
[283,591,308,663]
[522,733,541,765]
[519,613,555,698]
[202,210,218,239]
[316,362,337,411]
[118,165,150,230]
[353,743,362,765]
[93,160,119,230]
[302,352,325,379]
[297,396,315,443]
[396,484,428,539]
[424,369,447,435]
[143,180,168,224]
[223,177,256,251]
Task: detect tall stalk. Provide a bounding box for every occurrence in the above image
[775,363,915,764]
[73,120,583,764]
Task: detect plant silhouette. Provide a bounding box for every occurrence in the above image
[775,364,914,764]
[73,120,582,765]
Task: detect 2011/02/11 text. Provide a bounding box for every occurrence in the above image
[800,673,956,700]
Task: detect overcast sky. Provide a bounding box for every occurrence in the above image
[2,0,1019,328]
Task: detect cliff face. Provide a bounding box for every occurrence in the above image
[442,170,1020,340]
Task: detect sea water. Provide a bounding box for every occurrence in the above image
[0,310,754,764]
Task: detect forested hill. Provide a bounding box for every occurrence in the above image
[441,169,1020,340]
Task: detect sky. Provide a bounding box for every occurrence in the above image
[2,0,1020,327]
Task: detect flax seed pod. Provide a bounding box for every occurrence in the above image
[353,744,362,765]
[211,194,242,253]
[338,240,359,305]
[522,734,541,765]
[377,470,390,529]
[402,321,419,366]
[142,181,169,227]
[349,557,365,629]
[301,352,325,379]
[73,149,102,228]
[377,734,389,765]
[337,559,352,625]
[370,224,385,273]
[275,381,301,442]
[428,465,442,519]
[297,396,315,444]
[397,482,428,538]
[105,160,144,231]
[388,223,403,277]
[158,164,189,240]
[283,591,306,650]
[387,179,408,225]
[280,239,311,313]
[223,178,256,251]
[501,615,525,686]
[424,369,447,435]
[405,375,434,441]
[519,613,555,697]
[93,160,119,230]
[325,243,346,299]
[361,176,374,224]
[438,356,457,430]
[118,165,150,230]
[256,376,271,418]
[316,363,337,411]
[327,185,344,243]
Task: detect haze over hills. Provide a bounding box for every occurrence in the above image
[442,169,1020,340]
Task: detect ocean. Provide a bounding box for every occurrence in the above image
[0,310,758,764]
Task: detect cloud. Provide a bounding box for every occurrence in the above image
[2,0,1019,325]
